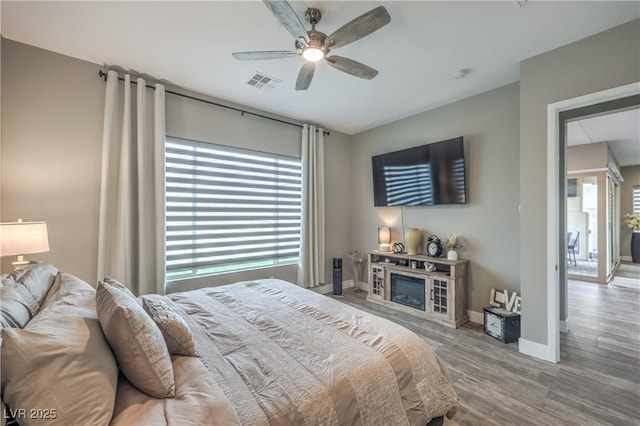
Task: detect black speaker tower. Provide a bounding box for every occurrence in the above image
[332,258,343,296]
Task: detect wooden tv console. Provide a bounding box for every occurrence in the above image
[367,251,468,328]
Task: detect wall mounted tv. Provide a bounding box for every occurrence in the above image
[372,136,466,206]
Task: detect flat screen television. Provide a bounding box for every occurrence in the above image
[372,137,466,206]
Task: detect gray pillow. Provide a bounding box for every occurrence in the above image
[101,276,137,299]
[1,273,118,426]
[96,281,175,398]
[0,282,35,329]
[142,295,197,356]
[6,262,58,307]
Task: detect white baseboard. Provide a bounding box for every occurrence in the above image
[342,280,369,292]
[311,283,334,294]
[559,318,570,333]
[519,338,557,363]
[356,281,369,292]
[468,310,484,324]
[620,255,632,262]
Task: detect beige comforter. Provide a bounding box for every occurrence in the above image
[111,279,458,425]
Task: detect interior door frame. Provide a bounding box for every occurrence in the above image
[546,82,640,363]
[611,175,621,276]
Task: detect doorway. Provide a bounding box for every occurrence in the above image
[546,82,640,363]
[562,101,637,333]
[566,174,599,278]
[565,170,623,283]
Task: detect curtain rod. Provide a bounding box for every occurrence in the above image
[97,70,329,136]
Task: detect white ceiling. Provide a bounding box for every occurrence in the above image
[567,108,640,167]
[2,1,639,135]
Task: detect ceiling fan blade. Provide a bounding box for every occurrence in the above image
[232,51,299,61]
[325,56,378,80]
[295,62,315,91]
[324,6,391,50]
[263,0,309,43]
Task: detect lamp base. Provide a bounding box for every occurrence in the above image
[12,260,30,270]
[378,243,391,252]
[12,255,29,270]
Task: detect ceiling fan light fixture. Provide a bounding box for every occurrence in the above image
[233,2,391,89]
[302,47,324,62]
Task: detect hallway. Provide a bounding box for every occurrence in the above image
[562,262,639,423]
[565,262,639,358]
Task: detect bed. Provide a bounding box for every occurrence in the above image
[1,263,458,426]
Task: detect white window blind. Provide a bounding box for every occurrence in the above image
[634,185,640,214]
[165,137,302,280]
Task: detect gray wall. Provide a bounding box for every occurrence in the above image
[519,19,640,345]
[1,38,353,290]
[351,83,521,316]
[567,142,609,172]
[607,144,621,172]
[620,165,640,258]
[1,39,105,282]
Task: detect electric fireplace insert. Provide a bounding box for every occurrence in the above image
[390,272,426,311]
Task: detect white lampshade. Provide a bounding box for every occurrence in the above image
[378,227,391,251]
[0,219,50,269]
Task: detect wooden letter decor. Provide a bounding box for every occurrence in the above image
[489,288,521,314]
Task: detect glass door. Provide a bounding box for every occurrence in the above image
[430,277,452,319]
[607,175,619,278]
[567,174,599,278]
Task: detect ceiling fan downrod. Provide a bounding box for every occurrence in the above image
[304,8,322,30]
[301,8,328,63]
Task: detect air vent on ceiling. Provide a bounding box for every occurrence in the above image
[247,72,281,90]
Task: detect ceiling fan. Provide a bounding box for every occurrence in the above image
[232,1,391,90]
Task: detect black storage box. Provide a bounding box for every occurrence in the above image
[483,306,521,343]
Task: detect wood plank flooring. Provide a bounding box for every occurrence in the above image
[334,263,640,425]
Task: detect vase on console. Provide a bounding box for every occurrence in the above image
[444,233,463,261]
[405,228,422,255]
[349,250,364,292]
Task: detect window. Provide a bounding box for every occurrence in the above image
[165,137,302,280]
[634,185,640,214]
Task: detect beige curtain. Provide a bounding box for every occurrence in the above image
[297,124,325,287]
[97,70,166,295]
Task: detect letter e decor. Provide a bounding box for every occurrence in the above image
[489,288,521,314]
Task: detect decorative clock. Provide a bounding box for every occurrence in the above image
[426,235,442,257]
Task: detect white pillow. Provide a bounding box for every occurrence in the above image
[96,281,175,398]
[1,273,118,426]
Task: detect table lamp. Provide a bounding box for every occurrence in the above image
[0,218,50,270]
[378,227,391,252]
